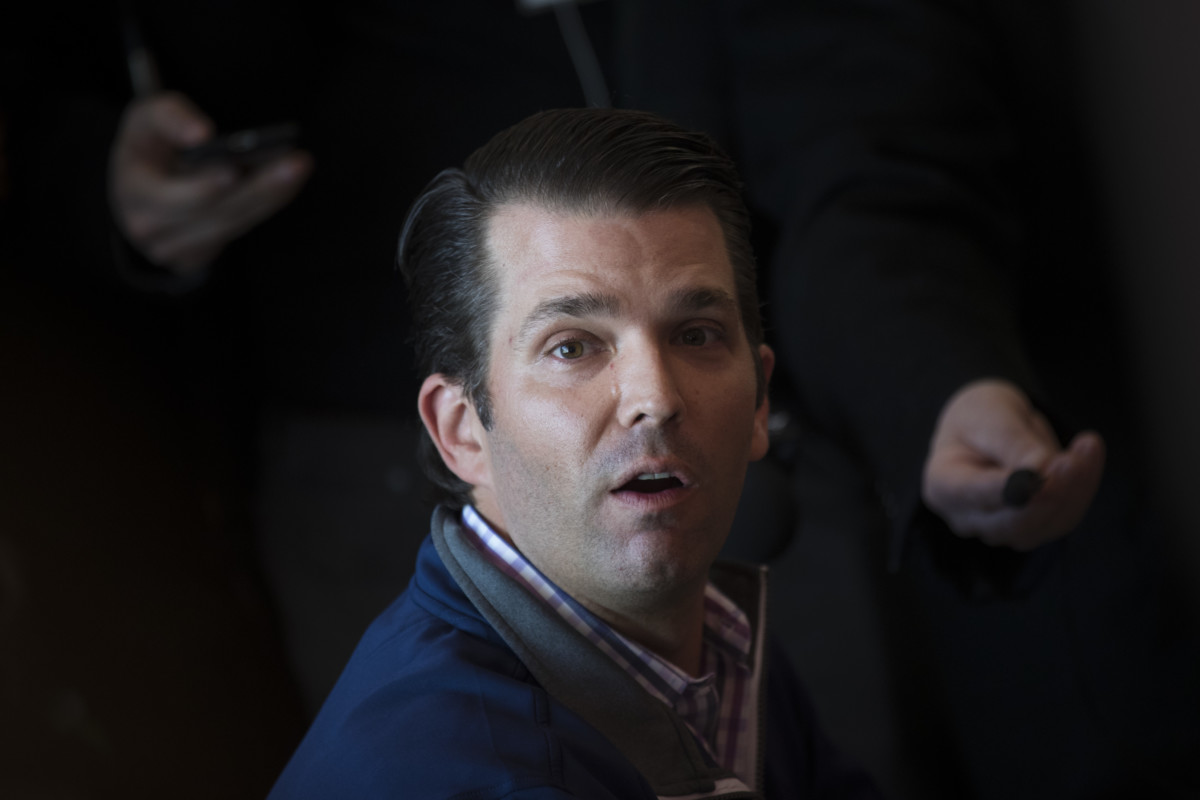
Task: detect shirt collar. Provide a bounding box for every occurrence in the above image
[458,504,760,784]
[458,505,752,693]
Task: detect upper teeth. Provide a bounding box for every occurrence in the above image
[637,473,671,480]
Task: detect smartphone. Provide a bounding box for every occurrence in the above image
[176,122,301,171]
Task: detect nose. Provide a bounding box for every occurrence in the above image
[614,341,684,429]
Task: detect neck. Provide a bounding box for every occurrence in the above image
[579,588,708,676]
[464,501,710,675]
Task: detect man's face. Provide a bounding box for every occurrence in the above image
[468,204,772,617]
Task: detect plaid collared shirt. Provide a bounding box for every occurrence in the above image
[460,505,758,784]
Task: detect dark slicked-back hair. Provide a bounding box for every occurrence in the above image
[398,107,764,508]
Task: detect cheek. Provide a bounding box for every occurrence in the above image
[508,380,610,449]
[708,380,763,455]
[487,386,610,527]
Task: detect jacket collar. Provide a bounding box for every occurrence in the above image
[430,505,769,798]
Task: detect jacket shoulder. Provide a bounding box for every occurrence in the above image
[270,541,655,799]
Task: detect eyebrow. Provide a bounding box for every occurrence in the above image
[516,292,620,345]
[516,286,739,345]
[672,287,739,317]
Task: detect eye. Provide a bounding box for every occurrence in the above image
[541,331,602,364]
[678,326,720,347]
[553,340,587,360]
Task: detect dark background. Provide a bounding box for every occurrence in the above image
[3,2,1200,798]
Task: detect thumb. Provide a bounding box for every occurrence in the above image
[130,92,215,151]
[961,403,1061,473]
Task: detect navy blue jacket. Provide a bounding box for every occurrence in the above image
[269,508,881,798]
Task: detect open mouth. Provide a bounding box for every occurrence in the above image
[618,472,685,494]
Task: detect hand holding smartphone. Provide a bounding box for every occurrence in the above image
[115,8,312,273]
[175,121,301,171]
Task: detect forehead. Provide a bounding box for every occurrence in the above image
[483,204,736,321]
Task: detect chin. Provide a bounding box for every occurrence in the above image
[621,535,714,592]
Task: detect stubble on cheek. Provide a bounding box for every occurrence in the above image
[487,384,724,576]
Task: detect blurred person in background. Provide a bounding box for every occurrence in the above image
[2,2,619,796]
[760,0,1200,797]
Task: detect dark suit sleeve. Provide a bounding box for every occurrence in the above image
[727,0,1042,555]
[763,637,884,799]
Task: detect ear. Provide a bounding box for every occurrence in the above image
[418,373,493,490]
[749,344,775,462]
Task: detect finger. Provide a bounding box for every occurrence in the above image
[112,94,229,245]
[138,224,227,272]
[150,164,239,210]
[979,432,1105,550]
[953,498,1062,550]
[924,409,1061,525]
[946,384,1058,466]
[924,455,1012,517]
[118,165,239,244]
[948,506,1032,546]
[142,153,311,269]
[924,455,1059,548]
[193,152,312,237]
[928,463,1053,545]
[1037,431,1106,536]
[135,91,215,150]
[114,95,216,183]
